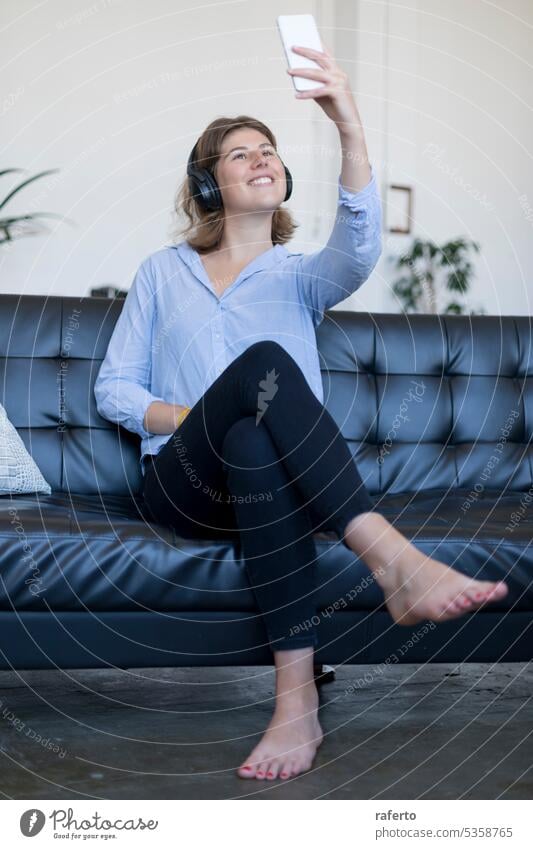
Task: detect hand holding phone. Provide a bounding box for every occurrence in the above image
[277,14,361,136]
[277,14,327,92]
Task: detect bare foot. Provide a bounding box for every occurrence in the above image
[344,514,509,626]
[376,545,508,625]
[236,684,323,781]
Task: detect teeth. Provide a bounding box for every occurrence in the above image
[249,177,273,186]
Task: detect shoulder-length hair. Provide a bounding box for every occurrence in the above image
[171,115,298,254]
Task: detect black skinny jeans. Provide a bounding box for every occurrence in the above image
[142,340,376,652]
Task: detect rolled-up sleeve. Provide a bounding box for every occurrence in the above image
[295,166,383,327]
[94,257,165,438]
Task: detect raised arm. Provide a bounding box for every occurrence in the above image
[287,42,382,325]
[294,166,382,326]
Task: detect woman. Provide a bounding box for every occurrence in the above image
[95,44,508,782]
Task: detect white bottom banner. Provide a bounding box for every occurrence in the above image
[1,799,530,847]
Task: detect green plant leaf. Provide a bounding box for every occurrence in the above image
[0,169,60,212]
[390,235,481,316]
[444,301,464,314]
[0,168,25,179]
[0,212,66,225]
[447,268,469,293]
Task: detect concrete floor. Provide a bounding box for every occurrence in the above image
[0,663,531,799]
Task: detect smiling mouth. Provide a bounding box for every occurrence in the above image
[247,177,275,187]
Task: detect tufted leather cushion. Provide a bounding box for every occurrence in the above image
[0,295,141,496]
[316,311,533,496]
[2,295,532,499]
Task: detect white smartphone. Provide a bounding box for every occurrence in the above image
[277,14,326,93]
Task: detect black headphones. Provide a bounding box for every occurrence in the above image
[186,140,293,211]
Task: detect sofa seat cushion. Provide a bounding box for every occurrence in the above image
[0,489,531,613]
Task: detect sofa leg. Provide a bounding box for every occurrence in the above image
[313,663,336,686]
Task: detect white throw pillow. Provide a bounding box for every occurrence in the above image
[0,402,52,495]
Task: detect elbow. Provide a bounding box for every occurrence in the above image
[95,394,110,424]
[93,369,107,416]
[353,230,382,286]
[366,233,383,276]
[94,380,114,425]
[93,382,106,420]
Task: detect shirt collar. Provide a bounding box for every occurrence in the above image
[173,241,289,284]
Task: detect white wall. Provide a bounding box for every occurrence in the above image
[1,0,338,297]
[2,0,532,316]
[349,0,533,315]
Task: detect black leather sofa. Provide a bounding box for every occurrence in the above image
[1,293,532,670]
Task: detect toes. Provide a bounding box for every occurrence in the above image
[255,760,270,780]
[265,760,281,780]
[432,582,508,625]
[464,581,508,605]
[487,581,508,598]
[286,758,299,777]
[237,761,257,778]
[238,747,319,781]
[237,751,263,779]
[442,597,464,615]
[279,762,291,780]
[458,595,473,608]
[440,597,472,616]
[464,587,487,604]
[435,598,466,620]
[237,763,256,779]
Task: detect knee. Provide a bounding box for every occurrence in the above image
[221,416,273,468]
[236,341,303,388]
[240,339,293,367]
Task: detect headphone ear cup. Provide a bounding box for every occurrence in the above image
[188,168,223,212]
[283,165,293,202]
[200,170,223,211]
[187,144,224,212]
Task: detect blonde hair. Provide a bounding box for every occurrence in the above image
[171,115,298,253]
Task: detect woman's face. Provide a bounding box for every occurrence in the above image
[213,128,287,212]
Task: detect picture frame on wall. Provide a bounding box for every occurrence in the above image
[386,184,413,234]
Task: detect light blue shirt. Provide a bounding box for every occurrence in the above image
[94,167,382,476]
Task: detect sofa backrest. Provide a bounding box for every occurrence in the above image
[0,294,137,496]
[1,294,532,498]
[315,311,533,497]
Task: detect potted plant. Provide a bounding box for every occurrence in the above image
[0,168,69,245]
[390,236,486,315]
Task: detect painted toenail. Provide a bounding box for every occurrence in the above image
[257,771,264,776]
[241,766,251,771]
[281,773,288,778]
[267,772,273,777]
